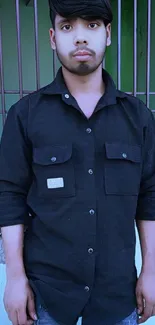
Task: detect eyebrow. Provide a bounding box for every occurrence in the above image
[56,16,102,26]
[57,18,73,25]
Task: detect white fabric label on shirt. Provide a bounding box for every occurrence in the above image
[47,178,64,189]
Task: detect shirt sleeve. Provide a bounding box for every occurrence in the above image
[0,101,32,228]
[136,108,155,221]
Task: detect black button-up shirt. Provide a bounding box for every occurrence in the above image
[0,68,155,325]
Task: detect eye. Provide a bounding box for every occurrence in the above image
[89,23,99,29]
[61,25,72,31]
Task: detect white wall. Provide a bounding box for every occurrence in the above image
[0,264,12,325]
[0,232,155,325]
[135,228,155,325]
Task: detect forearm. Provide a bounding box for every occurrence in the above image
[1,225,26,279]
[136,220,155,274]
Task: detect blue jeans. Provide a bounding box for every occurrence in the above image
[34,302,138,325]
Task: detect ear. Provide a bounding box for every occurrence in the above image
[49,28,56,50]
[106,23,111,47]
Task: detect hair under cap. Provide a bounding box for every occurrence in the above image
[48,0,113,27]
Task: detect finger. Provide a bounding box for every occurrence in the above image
[17,306,28,325]
[27,294,38,321]
[9,311,18,325]
[138,303,153,324]
[27,320,34,325]
[136,292,144,315]
[152,306,155,316]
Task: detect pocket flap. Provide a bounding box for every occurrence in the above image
[105,143,141,163]
[33,144,72,165]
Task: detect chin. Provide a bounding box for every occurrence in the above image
[67,63,98,76]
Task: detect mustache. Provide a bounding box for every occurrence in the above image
[70,46,95,56]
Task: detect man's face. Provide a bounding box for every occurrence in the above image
[49,14,111,76]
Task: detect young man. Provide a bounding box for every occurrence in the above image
[0,0,155,324]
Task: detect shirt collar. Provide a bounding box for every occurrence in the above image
[41,67,127,103]
[41,68,69,96]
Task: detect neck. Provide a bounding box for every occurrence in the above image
[62,65,105,96]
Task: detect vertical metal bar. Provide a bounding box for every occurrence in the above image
[0,21,6,126]
[33,0,40,89]
[133,0,137,97]
[15,0,23,99]
[103,57,106,69]
[146,0,151,108]
[117,0,121,90]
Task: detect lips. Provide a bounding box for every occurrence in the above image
[73,50,92,56]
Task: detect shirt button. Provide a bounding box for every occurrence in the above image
[86,128,92,134]
[51,157,57,162]
[88,169,93,175]
[122,153,127,159]
[88,248,94,254]
[65,94,70,99]
[84,286,90,292]
[89,209,95,215]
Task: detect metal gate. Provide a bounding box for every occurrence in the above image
[0,0,155,133]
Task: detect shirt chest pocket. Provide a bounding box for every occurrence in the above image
[33,145,76,198]
[104,143,142,195]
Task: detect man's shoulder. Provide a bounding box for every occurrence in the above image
[117,90,153,125]
[117,90,146,109]
[8,82,54,116]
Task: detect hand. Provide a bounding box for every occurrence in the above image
[136,272,155,324]
[3,275,37,325]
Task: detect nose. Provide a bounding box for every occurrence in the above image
[74,38,88,46]
[73,30,88,46]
